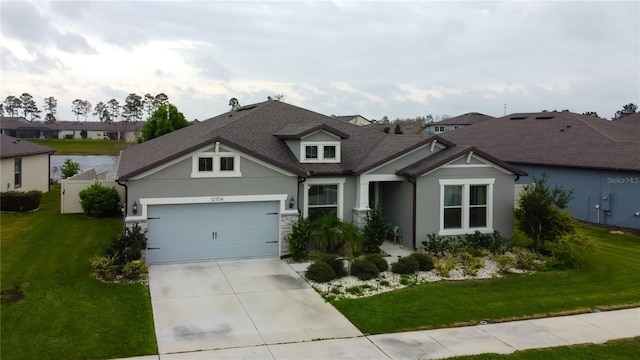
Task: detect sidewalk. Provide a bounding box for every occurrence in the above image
[118,307,639,359]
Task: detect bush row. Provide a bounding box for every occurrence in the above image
[306,252,436,282]
[0,191,42,212]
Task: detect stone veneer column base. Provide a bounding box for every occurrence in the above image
[280,212,299,257]
[352,208,369,230]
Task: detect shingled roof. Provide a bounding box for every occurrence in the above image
[433,112,495,126]
[117,101,448,180]
[441,111,640,171]
[0,134,55,158]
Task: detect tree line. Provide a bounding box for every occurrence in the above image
[1,92,170,124]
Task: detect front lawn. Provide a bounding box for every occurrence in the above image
[0,184,157,360]
[452,337,640,359]
[333,224,640,334]
[27,138,129,155]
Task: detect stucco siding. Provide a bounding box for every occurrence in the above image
[515,165,640,229]
[368,144,444,175]
[0,153,50,192]
[126,155,298,214]
[416,166,517,244]
[302,131,340,142]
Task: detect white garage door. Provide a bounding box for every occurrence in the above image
[145,201,280,264]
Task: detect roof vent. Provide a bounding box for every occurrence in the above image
[510,116,527,120]
[535,116,554,120]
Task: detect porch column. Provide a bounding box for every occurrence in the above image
[353,177,370,229]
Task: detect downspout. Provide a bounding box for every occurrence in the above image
[297,176,306,214]
[408,175,418,250]
[116,178,128,218]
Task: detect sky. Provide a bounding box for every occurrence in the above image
[1,0,638,122]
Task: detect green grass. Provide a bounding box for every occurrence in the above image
[333,224,640,334]
[27,139,130,155]
[1,184,157,360]
[452,337,640,359]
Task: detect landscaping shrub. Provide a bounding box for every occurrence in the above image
[364,253,388,272]
[106,223,148,265]
[0,190,42,212]
[60,158,81,179]
[363,206,388,253]
[315,253,347,278]
[341,221,364,256]
[305,261,336,283]
[391,256,419,274]
[422,233,448,257]
[494,254,516,273]
[460,252,483,276]
[513,249,538,270]
[409,252,434,271]
[463,231,492,255]
[79,182,121,217]
[287,216,311,261]
[350,259,380,280]
[90,255,117,281]
[64,134,74,139]
[311,214,345,253]
[489,231,513,254]
[547,234,595,269]
[122,260,148,280]
[434,258,458,277]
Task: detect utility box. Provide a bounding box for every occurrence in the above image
[601,193,611,212]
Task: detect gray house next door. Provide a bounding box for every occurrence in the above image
[145,201,280,264]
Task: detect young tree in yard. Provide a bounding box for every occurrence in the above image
[394,123,403,134]
[363,206,388,253]
[60,158,81,179]
[140,104,190,142]
[515,172,575,252]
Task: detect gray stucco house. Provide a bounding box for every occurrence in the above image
[424,112,495,134]
[116,100,525,264]
[442,111,640,229]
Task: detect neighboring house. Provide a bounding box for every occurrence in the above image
[442,111,640,229]
[0,118,143,142]
[49,121,143,142]
[332,115,372,126]
[424,112,495,134]
[0,117,51,138]
[116,100,525,264]
[0,134,55,192]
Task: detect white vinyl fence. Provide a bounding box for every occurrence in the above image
[60,169,125,214]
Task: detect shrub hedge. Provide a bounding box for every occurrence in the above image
[0,191,42,212]
[305,261,336,283]
[350,259,380,280]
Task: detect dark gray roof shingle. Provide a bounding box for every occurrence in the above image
[0,135,55,158]
[117,101,452,180]
[441,111,640,171]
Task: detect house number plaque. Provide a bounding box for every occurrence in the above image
[211,196,224,202]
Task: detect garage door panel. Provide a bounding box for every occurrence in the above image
[146,201,279,264]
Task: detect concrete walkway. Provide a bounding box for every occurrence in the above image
[121,307,639,359]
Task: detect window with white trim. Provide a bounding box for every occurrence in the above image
[434,125,445,133]
[308,184,338,220]
[192,151,241,178]
[300,141,340,163]
[304,178,345,220]
[439,179,494,235]
[14,158,22,188]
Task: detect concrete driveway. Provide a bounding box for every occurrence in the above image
[148,258,362,355]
